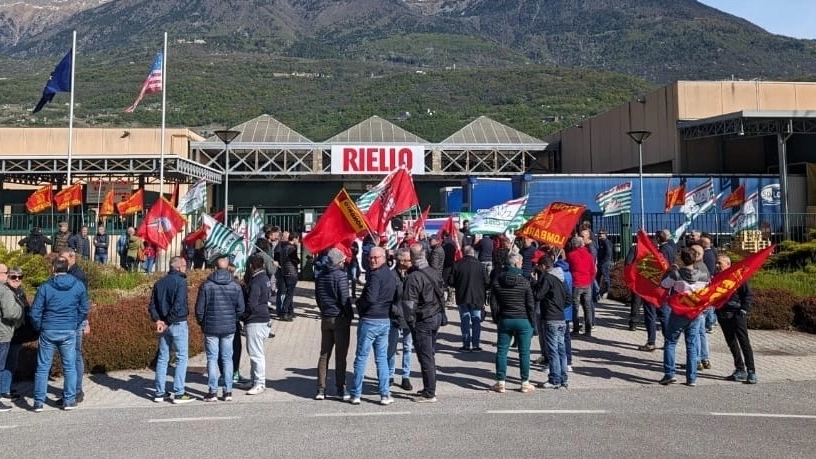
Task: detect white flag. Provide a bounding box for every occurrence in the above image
[176,179,207,215]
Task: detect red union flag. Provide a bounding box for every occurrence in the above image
[136,197,187,250]
[364,167,419,235]
[438,214,463,261]
[54,183,83,211]
[26,185,52,214]
[664,183,686,212]
[516,202,586,249]
[667,244,774,319]
[624,229,670,307]
[303,188,369,255]
[331,145,424,175]
[721,183,746,210]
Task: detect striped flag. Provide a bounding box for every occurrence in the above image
[125,52,163,113]
[200,213,242,254]
[176,179,207,215]
[247,206,265,243]
[595,182,632,217]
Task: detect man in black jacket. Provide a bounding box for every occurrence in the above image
[450,245,489,351]
[18,227,51,256]
[243,255,271,395]
[195,255,245,402]
[404,244,444,403]
[314,248,352,401]
[149,256,194,404]
[275,233,300,321]
[388,248,414,391]
[532,255,568,389]
[715,255,757,384]
[596,230,613,298]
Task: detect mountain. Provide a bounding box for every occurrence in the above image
[0,0,109,49]
[3,0,816,82]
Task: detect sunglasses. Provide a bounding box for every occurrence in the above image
[8,275,23,281]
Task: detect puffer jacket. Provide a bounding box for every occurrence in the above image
[29,274,89,331]
[315,264,351,318]
[489,267,534,323]
[195,269,245,335]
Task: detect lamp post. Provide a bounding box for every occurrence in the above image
[626,130,651,230]
[213,129,240,223]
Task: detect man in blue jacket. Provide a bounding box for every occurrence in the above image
[242,255,271,395]
[195,255,245,402]
[29,258,89,412]
[149,256,194,404]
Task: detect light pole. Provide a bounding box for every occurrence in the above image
[214,129,240,223]
[626,130,651,230]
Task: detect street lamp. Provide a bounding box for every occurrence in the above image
[213,129,240,223]
[626,130,652,230]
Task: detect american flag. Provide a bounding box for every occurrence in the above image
[124,52,163,113]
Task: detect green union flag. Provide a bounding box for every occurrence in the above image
[595,182,632,217]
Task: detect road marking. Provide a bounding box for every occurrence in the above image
[711,412,816,419]
[314,411,412,417]
[487,410,606,414]
[148,416,241,423]
[0,425,18,429]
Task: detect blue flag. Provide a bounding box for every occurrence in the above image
[33,50,73,113]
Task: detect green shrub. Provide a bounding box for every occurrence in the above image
[748,288,797,330]
[608,262,633,304]
[793,296,816,334]
[751,270,816,297]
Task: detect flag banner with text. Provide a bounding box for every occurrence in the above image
[364,167,419,235]
[516,202,586,249]
[468,195,528,235]
[624,229,670,307]
[728,190,759,232]
[54,183,83,211]
[304,188,369,255]
[595,182,632,217]
[116,189,144,215]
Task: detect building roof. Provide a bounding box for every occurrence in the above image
[442,116,546,146]
[326,115,428,143]
[206,114,312,143]
[678,110,816,139]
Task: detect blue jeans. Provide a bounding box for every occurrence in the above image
[0,343,20,394]
[458,304,482,349]
[597,260,612,294]
[94,253,107,264]
[545,321,568,385]
[704,307,717,330]
[564,321,572,365]
[155,322,189,396]
[142,257,156,274]
[35,330,77,405]
[663,313,702,384]
[697,317,709,361]
[75,321,87,394]
[277,276,297,316]
[351,318,391,398]
[495,318,534,382]
[205,334,234,393]
[644,302,670,345]
[388,326,413,380]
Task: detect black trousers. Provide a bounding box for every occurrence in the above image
[412,313,442,396]
[717,310,755,372]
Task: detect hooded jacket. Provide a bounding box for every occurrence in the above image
[195,269,245,335]
[29,274,89,331]
[315,264,351,319]
[489,267,535,323]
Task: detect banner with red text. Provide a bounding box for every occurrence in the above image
[516,202,586,249]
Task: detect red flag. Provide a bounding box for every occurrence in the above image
[664,184,686,212]
[365,168,419,235]
[136,197,187,250]
[26,185,52,214]
[721,184,746,210]
[516,202,586,249]
[667,244,774,319]
[304,189,369,255]
[183,211,224,245]
[116,189,144,215]
[54,183,83,211]
[412,205,431,234]
[438,215,463,261]
[624,229,670,307]
[100,190,115,216]
[169,183,180,207]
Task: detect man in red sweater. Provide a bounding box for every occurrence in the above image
[566,236,596,337]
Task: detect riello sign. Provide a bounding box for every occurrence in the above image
[331,145,425,175]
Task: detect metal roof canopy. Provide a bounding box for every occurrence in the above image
[0,155,223,186]
[677,110,816,240]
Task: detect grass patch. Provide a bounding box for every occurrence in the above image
[752,270,816,297]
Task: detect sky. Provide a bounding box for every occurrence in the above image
[699,0,816,39]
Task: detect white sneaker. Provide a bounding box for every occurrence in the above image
[567,365,573,372]
[246,385,265,395]
[380,395,394,406]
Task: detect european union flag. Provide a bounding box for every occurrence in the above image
[33,50,72,113]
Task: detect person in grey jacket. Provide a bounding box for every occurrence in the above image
[0,263,23,412]
[195,255,245,402]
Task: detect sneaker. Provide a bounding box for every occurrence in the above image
[223,392,233,401]
[701,360,712,370]
[32,403,44,413]
[705,327,714,334]
[0,401,11,412]
[247,385,265,395]
[491,382,506,393]
[380,395,394,406]
[697,361,704,371]
[686,380,697,387]
[0,393,19,402]
[400,379,413,391]
[567,365,574,372]
[537,382,560,389]
[203,392,218,402]
[233,372,249,383]
[628,322,637,331]
[341,391,351,402]
[458,346,471,352]
[173,393,196,404]
[726,369,748,382]
[534,356,548,365]
[415,394,437,403]
[349,397,361,405]
[63,401,77,411]
[315,389,326,400]
[560,383,570,389]
[154,392,172,403]
[658,376,677,385]
[520,382,535,393]
[745,371,758,384]
[638,344,656,352]
[76,392,84,403]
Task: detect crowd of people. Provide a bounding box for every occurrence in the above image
[0,219,758,411]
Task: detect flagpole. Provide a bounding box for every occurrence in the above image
[67,30,76,218]
[160,31,167,198]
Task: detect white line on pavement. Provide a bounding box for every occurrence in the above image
[314,411,412,417]
[710,412,816,419]
[147,416,241,423]
[486,410,606,414]
[0,425,18,429]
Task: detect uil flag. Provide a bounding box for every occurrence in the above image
[54,183,83,211]
[136,197,186,250]
[116,189,144,215]
[33,50,72,114]
[595,182,632,217]
[125,52,163,113]
[176,179,207,215]
[26,185,52,214]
